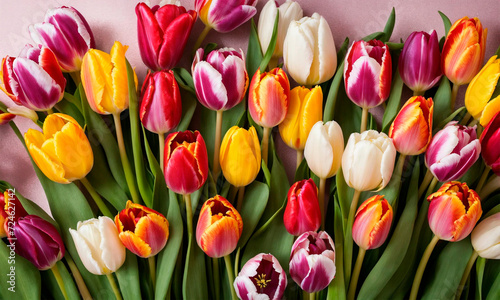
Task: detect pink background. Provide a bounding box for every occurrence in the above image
[1,0,499,213]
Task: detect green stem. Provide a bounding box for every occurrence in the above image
[360,108,368,132]
[70,71,81,86]
[319,177,327,230]
[410,235,440,300]
[213,258,221,300]
[479,176,500,199]
[113,113,140,204]
[224,255,238,300]
[66,255,92,300]
[262,127,271,166]
[308,291,316,300]
[296,150,304,170]
[475,167,490,194]
[451,84,460,111]
[344,189,362,284]
[426,177,439,199]
[47,108,54,114]
[159,133,165,174]
[460,112,472,125]
[413,90,424,96]
[80,177,113,218]
[236,186,245,212]
[456,251,479,300]
[106,273,123,300]
[213,110,223,179]
[184,194,193,241]
[234,247,241,277]
[51,263,68,300]
[347,248,366,300]
[229,185,239,203]
[149,256,156,292]
[418,169,434,199]
[193,25,212,54]
[267,57,279,71]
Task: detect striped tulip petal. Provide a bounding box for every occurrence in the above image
[197,0,257,33]
[352,195,393,250]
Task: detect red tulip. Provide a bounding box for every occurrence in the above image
[283,179,321,236]
[480,112,500,175]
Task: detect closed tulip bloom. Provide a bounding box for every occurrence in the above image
[427,181,482,242]
[24,113,93,184]
[0,113,15,125]
[1,190,29,238]
[258,0,303,58]
[279,86,323,151]
[196,195,243,258]
[29,6,95,72]
[234,253,287,300]
[115,200,169,258]
[248,68,290,128]
[471,212,500,259]
[480,112,500,176]
[7,215,64,270]
[195,0,257,33]
[219,126,261,187]
[352,195,393,250]
[425,122,481,182]
[389,96,434,155]
[399,30,442,93]
[289,231,335,293]
[284,179,321,236]
[304,121,344,179]
[140,70,182,134]
[136,3,196,71]
[69,216,126,275]
[342,130,396,191]
[192,48,248,111]
[0,45,66,111]
[465,56,500,126]
[164,130,208,194]
[442,17,487,85]
[283,13,336,86]
[344,40,392,109]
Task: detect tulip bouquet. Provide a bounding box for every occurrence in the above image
[1,1,500,300]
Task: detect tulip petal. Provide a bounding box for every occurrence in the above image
[165,147,202,194]
[193,61,228,110]
[25,132,68,184]
[346,56,381,108]
[136,3,162,70]
[304,122,334,178]
[69,228,106,275]
[465,56,500,119]
[480,95,500,126]
[300,254,336,293]
[158,11,196,69]
[119,231,152,258]
[208,3,257,33]
[81,50,114,114]
[284,21,314,85]
[425,125,459,166]
[98,217,126,274]
[134,214,169,256]
[110,42,130,112]
[428,195,465,240]
[310,15,336,85]
[221,54,247,109]
[350,140,383,191]
[199,216,240,258]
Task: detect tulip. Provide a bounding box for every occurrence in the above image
[24,113,93,184]
[234,253,287,300]
[29,6,95,72]
[289,231,336,293]
[196,195,243,258]
[136,3,196,71]
[425,122,481,182]
[283,13,337,86]
[283,179,321,236]
[352,195,393,250]
[258,0,303,59]
[2,190,28,224]
[140,70,182,134]
[471,212,500,259]
[399,30,442,94]
[480,112,500,176]
[0,113,15,125]
[0,45,66,111]
[164,130,208,195]
[0,192,8,238]
[389,96,434,155]
[6,105,39,123]
[69,216,126,275]
[195,0,257,33]
[115,200,169,258]
[219,126,261,187]
[465,55,500,126]
[7,215,64,270]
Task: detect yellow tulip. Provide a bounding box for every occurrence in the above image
[279,86,323,150]
[219,126,261,187]
[24,113,94,184]
[465,55,500,126]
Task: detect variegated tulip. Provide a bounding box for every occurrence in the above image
[284,179,321,236]
[0,113,15,125]
[480,112,500,176]
[195,0,257,33]
[352,195,393,250]
[471,212,500,259]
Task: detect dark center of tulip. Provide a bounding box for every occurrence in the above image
[209,200,230,217]
[251,257,280,296]
[449,184,470,211]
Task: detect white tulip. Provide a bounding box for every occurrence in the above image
[471,212,500,259]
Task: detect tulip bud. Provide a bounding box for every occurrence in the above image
[442,17,487,85]
[304,121,344,179]
[69,216,126,275]
[196,195,243,258]
[192,48,248,111]
[344,40,392,109]
[352,195,393,250]
[29,6,95,72]
[0,113,15,125]
[289,231,336,293]
[7,215,65,270]
[24,113,94,184]
[471,212,500,259]
[234,253,287,300]
[140,70,182,134]
[279,86,323,151]
[7,105,38,123]
[164,130,209,195]
[427,181,482,242]
[0,45,66,111]
[115,200,169,258]
[283,13,337,86]
[465,56,500,126]
[195,0,257,33]
[399,30,442,93]
[389,96,434,155]
[480,112,500,176]
[283,179,321,236]
[425,122,481,182]
[220,126,261,187]
[136,3,197,71]
[342,130,396,191]
[258,0,303,58]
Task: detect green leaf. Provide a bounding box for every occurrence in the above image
[382,68,404,132]
[495,44,500,56]
[482,259,500,298]
[337,37,350,63]
[323,61,345,121]
[486,270,500,300]
[259,11,279,72]
[362,31,385,42]
[173,67,196,95]
[177,90,198,132]
[433,77,452,127]
[183,237,209,300]
[476,257,486,299]
[261,152,290,221]
[327,198,346,300]
[336,167,352,224]
[438,11,452,37]
[42,261,80,300]
[115,252,142,300]
[386,42,404,51]
[55,99,85,127]
[381,7,396,42]
[247,18,264,79]
[436,107,466,130]
[334,84,362,143]
[204,43,218,54]
[294,157,311,182]
[237,181,269,247]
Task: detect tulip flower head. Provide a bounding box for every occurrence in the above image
[195,0,257,33]
[480,112,500,176]
[471,212,500,259]
[0,113,15,125]
[352,195,393,250]
[427,181,482,242]
[234,253,287,300]
[6,105,39,123]
[115,201,169,258]
[284,179,321,236]
[2,191,28,224]
[24,113,94,184]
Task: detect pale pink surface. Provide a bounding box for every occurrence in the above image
[1,0,499,212]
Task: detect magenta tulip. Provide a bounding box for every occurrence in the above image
[196,0,257,33]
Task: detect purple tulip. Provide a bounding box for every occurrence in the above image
[399,30,442,93]
[192,48,248,111]
[195,0,257,33]
[289,231,336,293]
[6,215,65,270]
[29,6,95,72]
[234,253,287,300]
[425,121,481,182]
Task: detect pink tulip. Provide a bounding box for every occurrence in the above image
[195,0,257,33]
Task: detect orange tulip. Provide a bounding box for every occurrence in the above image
[352,195,393,250]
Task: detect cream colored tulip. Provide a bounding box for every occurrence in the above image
[471,212,500,259]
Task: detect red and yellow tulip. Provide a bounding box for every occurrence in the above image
[352,195,393,250]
